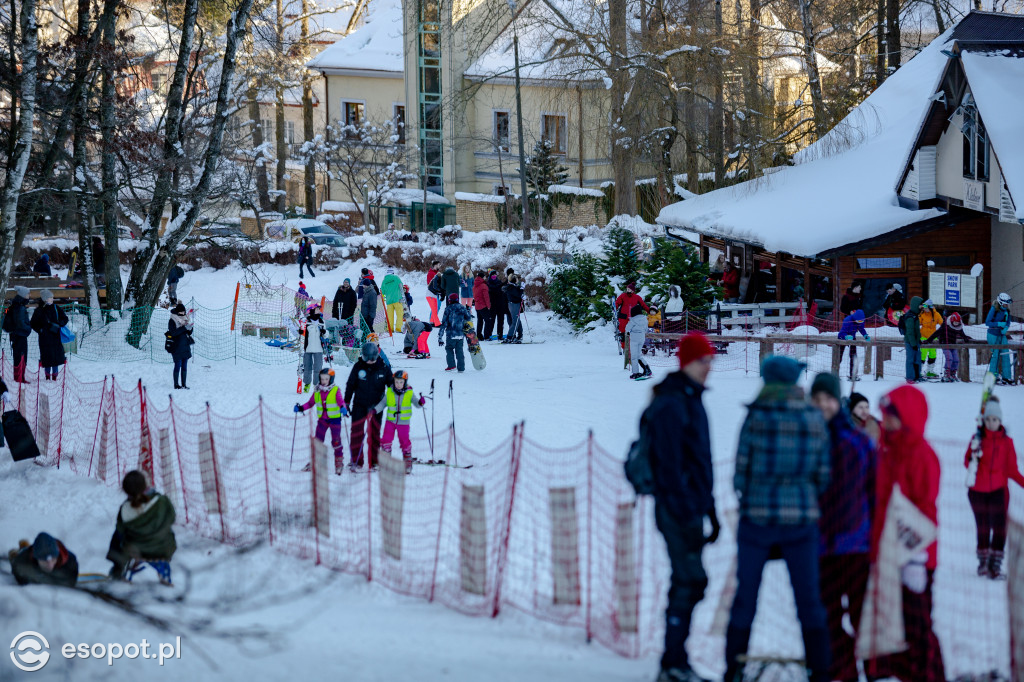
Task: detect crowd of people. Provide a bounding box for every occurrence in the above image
[638,331,1021,682]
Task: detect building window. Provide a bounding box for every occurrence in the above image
[927,254,971,268]
[854,256,905,273]
[493,111,510,152]
[285,120,296,145]
[542,114,567,154]
[261,118,274,142]
[342,101,364,140]
[962,107,990,182]
[393,105,405,144]
[493,184,510,196]
[150,72,165,91]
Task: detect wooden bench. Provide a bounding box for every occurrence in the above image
[5,286,107,305]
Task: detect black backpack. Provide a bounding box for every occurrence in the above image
[624,408,655,495]
[429,275,445,297]
[164,330,175,353]
[897,311,913,337]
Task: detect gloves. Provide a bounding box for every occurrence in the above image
[50,323,61,332]
[705,509,721,545]
[438,339,444,347]
[864,335,871,341]
[294,404,302,413]
[418,395,426,406]
[901,551,928,594]
[341,406,349,417]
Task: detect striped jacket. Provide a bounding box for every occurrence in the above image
[735,384,830,525]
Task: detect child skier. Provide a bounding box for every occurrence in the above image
[296,368,350,474]
[377,370,426,474]
[924,312,974,381]
[301,303,328,392]
[918,300,943,378]
[965,398,1024,579]
[403,312,432,358]
[837,309,871,380]
[624,303,652,380]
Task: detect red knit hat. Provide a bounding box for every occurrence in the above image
[677,332,715,368]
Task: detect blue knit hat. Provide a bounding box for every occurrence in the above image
[32,532,58,561]
[760,355,806,385]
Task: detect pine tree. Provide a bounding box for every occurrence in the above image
[547,252,613,331]
[602,225,642,282]
[640,237,718,311]
[519,139,569,196]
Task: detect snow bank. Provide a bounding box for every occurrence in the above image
[547,184,605,198]
[454,192,507,204]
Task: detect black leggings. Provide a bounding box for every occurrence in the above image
[969,488,1007,552]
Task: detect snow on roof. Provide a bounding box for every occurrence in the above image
[656,27,954,257]
[125,12,181,62]
[321,200,361,212]
[761,9,841,77]
[372,188,450,206]
[961,51,1024,221]
[455,192,507,204]
[548,184,605,198]
[305,0,404,74]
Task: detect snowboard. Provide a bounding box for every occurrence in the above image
[463,321,486,370]
[3,409,40,462]
[966,371,997,487]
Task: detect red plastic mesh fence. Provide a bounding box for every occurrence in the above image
[2,355,1021,675]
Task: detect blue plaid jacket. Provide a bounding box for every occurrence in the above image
[734,384,830,525]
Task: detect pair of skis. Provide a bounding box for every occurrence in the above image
[966,371,998,487]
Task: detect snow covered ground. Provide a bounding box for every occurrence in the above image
[3,258,1022,681]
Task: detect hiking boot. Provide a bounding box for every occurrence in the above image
[629,373,641,380]
[989,551,1005,580]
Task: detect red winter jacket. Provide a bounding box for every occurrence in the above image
[427,268,439,284]
[473,276,490,310]
[872,385,940,569]
[721,268,740,299]
[615,292,648,321]
[965,428,1024,493]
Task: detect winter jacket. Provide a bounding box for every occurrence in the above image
[664,296,684,316]
[108,493,177,563]
[925,324,973,345]
[357,276,380,301]
[624,313,648,336]
[297,240,314,264]
[302,315,326,354]
[333,286,357,321]
[901,297,922,349]
[403,318,430,350]
[883,291,906,315]
[344,357,393,418]
[965,428,1024,493]
[377,385,423,425]
[381,274,404,305]
[838,309,869,340]
[439,302,473,344]
[839,288,864,316]
[426,268,440,286]
[359,278,379,321]
[487,275,508,314]
[441,268,460,297]
[503,280,524,306]
[33,256,52,276]
[985,304,1011,335]
[646,372,715,526]
[918,308,943,340]
[473,276,490,310]
[459,275,474,298]
[734,384,830,525]
[872,385,940,569]
[30,302,69,367]
[11,540,79,587]
[3,295,32,337]
[166,315,194,362]
[721,268,740,299]
[853,413,882,446]
[299,384,346,421]
[615,292,648,321]
[819,409,875,556]
[167,266,185,284]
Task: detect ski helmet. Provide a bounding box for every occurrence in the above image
[947,312,963,329]
[922,299,933,309]
[997,292,1012,306]
[361,342,379,362]
[393,370,408,384]
[318,368,336,385]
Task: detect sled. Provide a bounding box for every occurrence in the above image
[463,321,486,370]
[4,410,41,462]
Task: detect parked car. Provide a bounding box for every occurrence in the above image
[265,219,346,247]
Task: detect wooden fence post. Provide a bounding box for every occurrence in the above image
[959,348,971,382]
[759,340,773,364]
[830,344,841,375]
[863,342,872,377]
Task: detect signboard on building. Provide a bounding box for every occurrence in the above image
[929,271,977,308]
[1000,182,1018,224]
[964,179,985,211]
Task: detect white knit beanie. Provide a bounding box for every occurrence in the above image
[984,400,1003,421]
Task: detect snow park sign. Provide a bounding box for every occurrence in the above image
[929,271,977,309]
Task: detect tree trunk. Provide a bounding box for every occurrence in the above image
[72,0,100,322]
[0,0,39,300]
[100,18,122,310]
[712,0,725,187]
[876,0,886,84]
[745,0,761,177]
[608,0,636,216]
[795,0,826,140]
[274,0,287,213]
[248,86,272,211]
[301,0,317,214]
[885,0,901,72]
[931,0,945,34]
[123,0,256,345]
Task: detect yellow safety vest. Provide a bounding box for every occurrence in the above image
[385,387,414,424]
[313,386,343,419]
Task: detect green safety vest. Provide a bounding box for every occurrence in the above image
[313,386,343,419]
[385,388,414,424]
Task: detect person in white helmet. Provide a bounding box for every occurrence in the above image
[985,293,1014,384]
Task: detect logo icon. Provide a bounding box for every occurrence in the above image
[10,631,50,672]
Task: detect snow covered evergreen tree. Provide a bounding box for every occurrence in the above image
[519,139,569,197]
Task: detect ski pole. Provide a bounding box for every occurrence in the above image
[288,410,298,470]
[430,378,435,451]
[420,393,433,457]
[449,379,458,467]
[521,308,535,343]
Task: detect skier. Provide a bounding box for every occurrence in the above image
[33,253,51,276]
[438,293,472,372]
[297,236,315,278]
[503,274,524,343]
[485,270,507,340]
[2,286,31,383]
[344,342,393,470]
[985,293,1014,385]
[107,470,177,586]
[917,300,943,378]
[883,283,907,326]
[459,264,474,305]
[898,296,923,382]
[381,267,405,333]
[870,385,945,681]
[167,263,185,304]
[837,309,870,380]
[29,289,69,381]
[641,333,719,682]
[166,302,194,390]
[923,311,974,381]
[473,270,491,337]
[624,303,653,380]
[300,303,327,392]
[333,279,357,321]
[402,312,432,358]
[726,356,830,682]
[810,373,875,682]
[964,398,1023,579]
[9,532,79,587]
[848,392,881,445]
[376,370,427,474]
[357,269,380,328]
[615,282,649,350]
[296,368,350,474]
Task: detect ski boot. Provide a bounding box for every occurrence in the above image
[978,549,990,576]
[640,360,652,378]
[404,458,413,475]
[989,551,1005,580]
[335,457,345,475]
[348,461,362,473]
[303,383,311,392]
